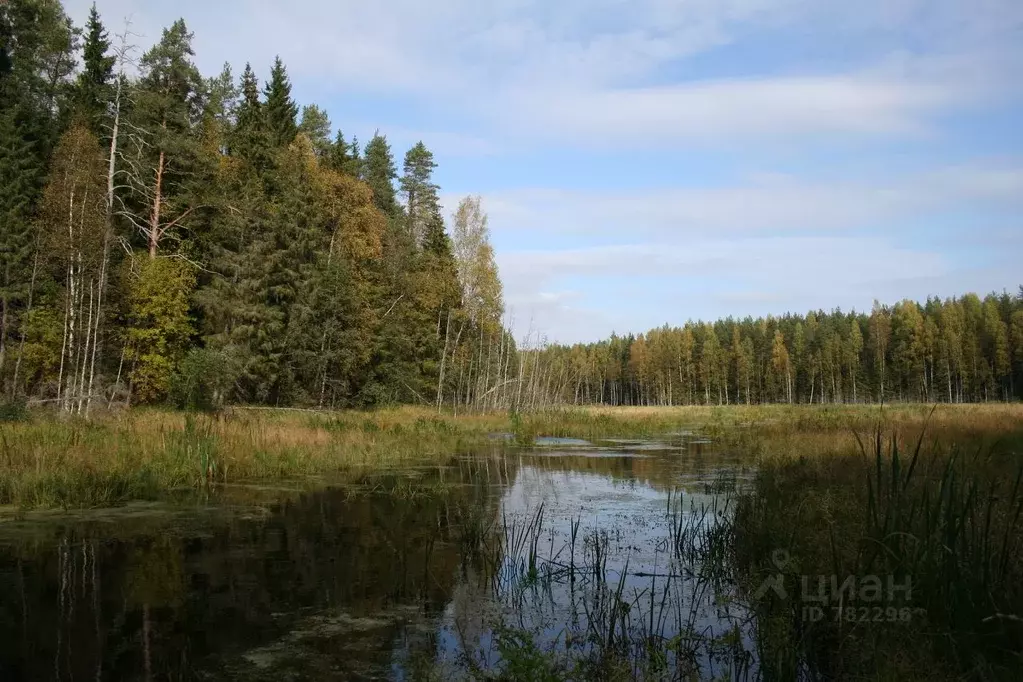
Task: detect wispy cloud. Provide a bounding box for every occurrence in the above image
[66,0,1023,149]
[479,164,1023,237]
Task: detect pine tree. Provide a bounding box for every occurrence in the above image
[202,62,236,155]
[298,104,331,158]
[400,141,439,244]
[263,56,298,148]
[131,19,204,258]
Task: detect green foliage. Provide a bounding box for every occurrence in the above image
[73,3,114,132]
[327,129,362,178]
[400,141,439,244]
[363,132,398,216]
[298,104,331,158]
[169,347,238,412]
[491,627,566,682]
[5,0,1017,417]
[125,257,196,403]
[263,56,298,147]
[528,291,1023,407]
[0,395,27,421]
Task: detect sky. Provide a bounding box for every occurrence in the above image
[66,0,1023,344]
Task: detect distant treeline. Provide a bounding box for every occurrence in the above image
[524,291,1023,406]
[0,0,508,412]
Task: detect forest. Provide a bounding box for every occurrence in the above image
[523,291,1023,407]
[2,0,1021,415]
[0,0,508,412]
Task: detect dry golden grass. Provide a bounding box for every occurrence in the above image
[1,402,1020,509]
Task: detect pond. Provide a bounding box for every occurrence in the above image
[0,437,757,680]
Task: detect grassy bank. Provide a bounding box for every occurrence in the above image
[0,407,502,509]
[2,403,1021,512]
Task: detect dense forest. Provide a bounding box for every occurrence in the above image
[0,0,509,412]
[523,292,1023,407]
[1,1,1020,414]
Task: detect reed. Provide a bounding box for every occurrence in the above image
[733,413,1023,680]
[449,489,753,680]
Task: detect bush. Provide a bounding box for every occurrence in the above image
[169,348,238,412]
[0,396,27,422]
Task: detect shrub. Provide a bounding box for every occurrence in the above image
[169,348,239,412]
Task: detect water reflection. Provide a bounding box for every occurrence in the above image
[0,440,752,680]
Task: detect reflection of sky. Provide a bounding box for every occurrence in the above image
[434,458,758,677]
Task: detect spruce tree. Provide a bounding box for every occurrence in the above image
[0,0,76,386]
[202,62,236,153]
[327,130,351,173]
[263,56,298,148]
[0,111,42,384]
[363,133,398,217]
[230,63,270,169]
[327,130,363,178]
[74,3,115,133]
[349,135,362,178]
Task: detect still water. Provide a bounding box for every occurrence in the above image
[0,437,755,680]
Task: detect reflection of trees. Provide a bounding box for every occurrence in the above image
[516,448,736,493]
[0,455,512,680]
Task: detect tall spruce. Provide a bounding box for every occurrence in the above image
[74,3,115,133]
[263,56,298,148]
[327,129,362,178]
[363,132,398,217]
[0,0,76,388]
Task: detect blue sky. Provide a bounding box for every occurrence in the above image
[67,0,1023,343]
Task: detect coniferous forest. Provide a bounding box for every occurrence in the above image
[1,0,508,412]
[524,292,1023,407]
[1,0,1021,413]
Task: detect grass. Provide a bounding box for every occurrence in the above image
[2,403,1021,511]
[732,409,1023,680]
[0,407,507,509]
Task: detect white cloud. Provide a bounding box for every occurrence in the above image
[64,0,1023,148]
[497,235,1020,342]
[488,164,1023,341]
[480,165,1023,237]
[491,75,961,146]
